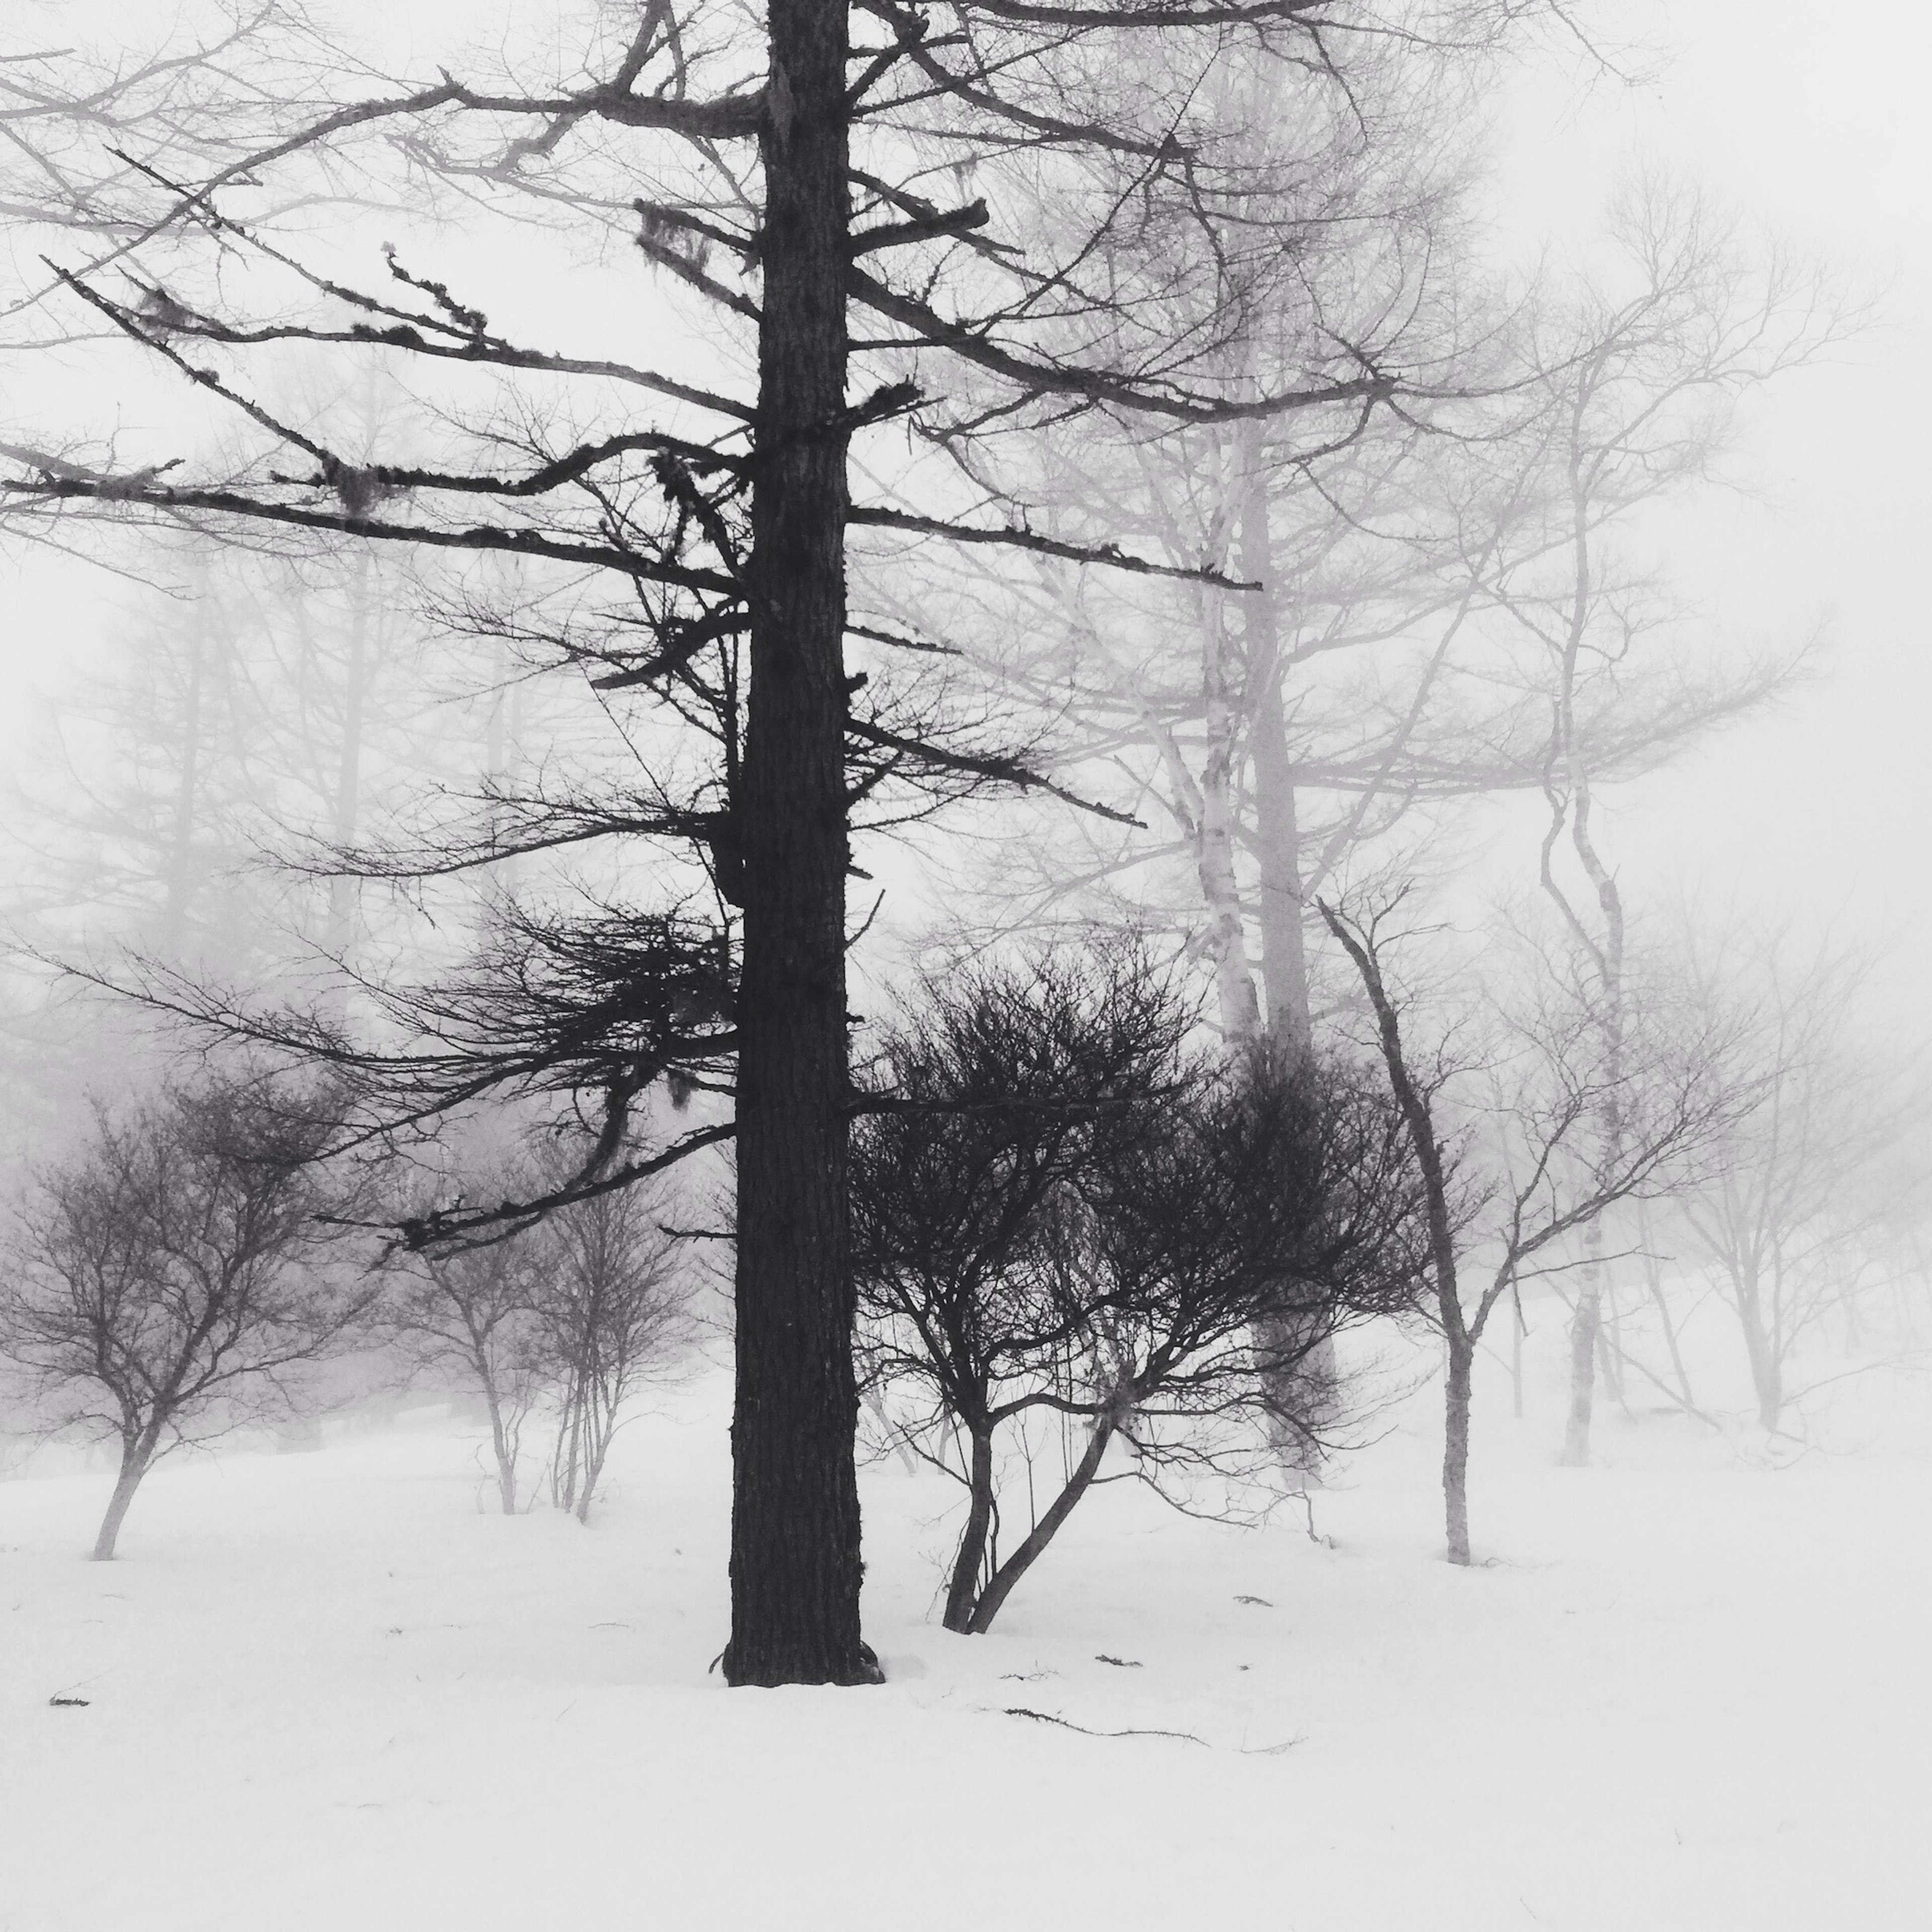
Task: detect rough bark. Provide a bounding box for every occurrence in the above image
[722,0,875,1687]
[1196,518,1263,1040]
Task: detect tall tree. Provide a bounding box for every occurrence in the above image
[2,0,1533,1682]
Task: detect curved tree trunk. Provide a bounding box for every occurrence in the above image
[943,1427,996,1633]
[965,1418,1114,1634]
[722,0,874,1687]
[92,1427,160,1561]
[1734,1272,1784,1431]
[1550,421,1628,1470]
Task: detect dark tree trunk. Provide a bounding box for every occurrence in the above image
[722,0,874,1687]
[943,1427,996,1633]
[92,1429,158,1561]
[965,1419,1114,1635]
[1443,1343,1473,1566]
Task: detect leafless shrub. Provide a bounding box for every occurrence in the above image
[534,1177,696,1524]
[382,1212,548,1515]
[0,1068,370,1557]
[853,944,1425,1632]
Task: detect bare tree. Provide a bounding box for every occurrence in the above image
[1486,179,1844,1465]
[382,1214,547,1514]
[853,944,1421,1629]
[914,178,1840,1484]
[536,1175,695,1523]
[3,0,1542,1682]
[850,942,1189,1627]
[0,1069,369,1558]
[1668,926,1922,1433]
[1321,895,1736,1564]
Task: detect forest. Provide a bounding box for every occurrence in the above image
[0,2,1925,1927]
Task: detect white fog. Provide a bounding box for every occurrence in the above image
[1,4,1926,1928]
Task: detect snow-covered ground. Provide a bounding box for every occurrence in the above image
[4,1353,1927,1932]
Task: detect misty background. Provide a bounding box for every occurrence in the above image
[1,2,1927,1927]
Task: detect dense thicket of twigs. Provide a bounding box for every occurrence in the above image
[851,942,1427,1627]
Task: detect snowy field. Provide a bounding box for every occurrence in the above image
[5,1357,1927,1932]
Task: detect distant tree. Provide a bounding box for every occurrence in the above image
[0,1069,369,1558]
[924,181,1838,1482]
[1670,926,1921,1433]
[3,555,269,967]
[1322,895,1735,1564]
[382,1207,547,1514]
[1489,180,1842,1466]
[536,1174,695,1524]
[852,945,1421,1630]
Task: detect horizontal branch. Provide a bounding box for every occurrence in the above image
[850,198,990,258]
[845,716,1142,827]
[960,0,1330,23]
[0,458,735,593]
[848,264,1397,425]
[297,430,739,503]
[327,1120,740,1252]
[848,505,1256,586]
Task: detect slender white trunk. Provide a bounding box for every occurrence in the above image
[323,548,371,976]
[1196,473,1262,1041]
[1234,436,1336,1482]
[160,579,210,956]
[1551,420,1628,1469]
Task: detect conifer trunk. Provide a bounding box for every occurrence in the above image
[722,0,875,1687]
